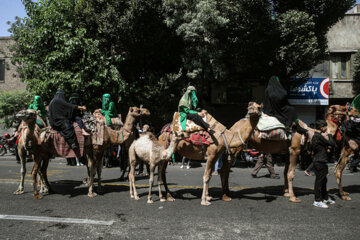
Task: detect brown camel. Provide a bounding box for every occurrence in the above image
[13,109,51,199]
[333,106,359,201]
[158,103,262,205]
[32,106,149,198]
[87,106,150,197]
[222,105,347,203]
[128,132,182,203]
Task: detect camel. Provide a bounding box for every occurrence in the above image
[128,132,182,203]
[221,105,347,203]
[333,106,359,201]
[26,106,149,199]
[86,106,150,197]
[158,103,262,205]
[13,109,51,199]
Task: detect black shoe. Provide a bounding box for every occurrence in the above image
[209,129,215,135]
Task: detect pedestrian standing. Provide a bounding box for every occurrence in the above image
[312,120,336,208]
[251,153,279,179]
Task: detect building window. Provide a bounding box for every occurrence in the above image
[0,59,5,82]
[330,53,351,80]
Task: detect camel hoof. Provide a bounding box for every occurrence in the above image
[201,201,211,206]
[289,197,301,203]
[222,194,232,202]
[341,195,351,200]
[206,196,213,201]
[166,196,175,202]
[88,192,97,198]
[134,196,140,200]
[130,195,134,199]
[343,191,350,196]
[34,194,43,200]
[147,199,153,204]
[283,192,290,198]
[160,198,166,202]
[13,189,24,195]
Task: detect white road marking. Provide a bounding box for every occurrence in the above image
[0,214,114,225]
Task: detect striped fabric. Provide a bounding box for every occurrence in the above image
[50,123,85,158]
[258,128,287,141]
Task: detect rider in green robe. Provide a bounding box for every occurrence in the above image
[100,93,118,126]
[28,95,47,127]
[178,86,214,135]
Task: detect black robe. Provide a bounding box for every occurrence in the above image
[263,76,297,128]
[49,91,78,146]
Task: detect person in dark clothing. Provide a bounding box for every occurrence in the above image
[263,76,308,135]
[69,93,89,136]
[49,89,86,150]
[311,119,335,208]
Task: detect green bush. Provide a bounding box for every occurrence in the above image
[0,90,32,129]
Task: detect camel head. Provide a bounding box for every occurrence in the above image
[128,106,151,118]
[162,132,182,160]
[16,109,38,124]
[247,102,262,119]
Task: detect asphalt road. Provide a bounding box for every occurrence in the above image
[0,154,359,240]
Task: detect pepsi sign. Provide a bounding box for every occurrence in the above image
[288,77,329,105]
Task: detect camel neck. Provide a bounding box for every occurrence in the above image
[123,114,137,133]
[227,116,259,148]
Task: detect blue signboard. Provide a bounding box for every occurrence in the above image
[288,77,329,105]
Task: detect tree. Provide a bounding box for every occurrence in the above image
[8,0,355,127]
[0,90,32,128]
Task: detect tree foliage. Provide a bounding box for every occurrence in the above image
[8,0,355,127]
[0,90,32,128]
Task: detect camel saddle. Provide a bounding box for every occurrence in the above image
[255,114,288,141]
[172,112,206,133]
[42,123,87,158]
[184,132,211,146]
[93,110,123,129]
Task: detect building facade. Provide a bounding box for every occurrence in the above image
[0,37,26,92]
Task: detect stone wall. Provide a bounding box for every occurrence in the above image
[0,37,26,92]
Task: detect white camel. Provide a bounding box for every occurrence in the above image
[128,132,181,204]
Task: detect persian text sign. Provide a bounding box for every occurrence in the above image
[288,77,329,105]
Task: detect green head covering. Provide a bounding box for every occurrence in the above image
[352,94,360,116]
[102,93,111,110]
[186,86,198,109]
[29,95,47,119]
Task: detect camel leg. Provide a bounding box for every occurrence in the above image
[220,156,232,202]
[128,146,139,200]
[287,147,301,203]
[87,153,98,198]
[96,153,104,194]
[334,147,352,200]
[161,161,175,201]
[201,159,214,206]
[32,156,43,200]
[147,164,156,204]
[283,153,290,198]
[14,147,26,195]
[40,155,54,194]
[157,162,166,202]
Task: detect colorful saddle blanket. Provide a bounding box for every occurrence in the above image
[50,123,85,158]
[184,132,211,146]
[172,112,206,133]
[93,110,123,129]
[257,128,288,141]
